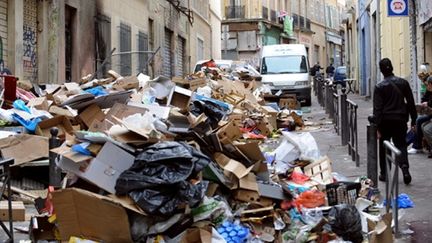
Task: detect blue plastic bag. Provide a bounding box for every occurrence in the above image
[72,142,92,156]
[13,99,31,113]
[85,86,108,96]
[12,114,41,133]
[383,193,414,209]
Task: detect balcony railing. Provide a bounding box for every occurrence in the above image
[292,13,312,32]
[262,6,269,20]
[225,5,245,19]
[270,9,277,22]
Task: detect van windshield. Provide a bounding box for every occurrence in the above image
[261,55,308,74]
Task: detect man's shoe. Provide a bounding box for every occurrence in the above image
[379,174,386,182]
[402,168,412,185]
[408,148,423,154]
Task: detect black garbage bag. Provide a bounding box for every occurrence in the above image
[190,100,226,128]
[328,204,363,243]
[115,141,211,216]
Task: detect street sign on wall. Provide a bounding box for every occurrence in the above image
[388,0,408,17]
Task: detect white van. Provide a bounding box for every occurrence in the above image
[260,44,311,106]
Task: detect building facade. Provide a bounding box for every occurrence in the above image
[221,0,345,71]
[1,0,218,84]
[352,0,411,97]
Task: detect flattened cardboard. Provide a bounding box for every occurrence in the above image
[214,152,253,179]
[0,134,49,166]
[69,91,131,111]
[89,103,147,132]
[113,76,139,90]
[239,173,259,191]
[27,97,49,111]
[48,105,77,118]
[50,146,93,164]
[36,116,74,138]
[78,104,105,128]
[56,142,134,194]
[0,201,25,221]
[52,188,133,242]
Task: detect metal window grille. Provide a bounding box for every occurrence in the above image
[137,31,148,74]
[119,23,131,76]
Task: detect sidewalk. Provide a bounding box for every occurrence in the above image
[308,90,432,242]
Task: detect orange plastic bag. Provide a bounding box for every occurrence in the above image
[294,190,326,210]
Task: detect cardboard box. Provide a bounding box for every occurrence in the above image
[56,142,135,194]
[113,76,139,90]
[261,105,278,129]
[36,116,74,138]
[52,188,143,242]
[216,121,242,145]
[214,152,253,179]
[180,227,212,243]
[0,201,25,221]
[367,213,393,243]
[167,86,193,110]
[233,189,273,207]
[0,134,49,166]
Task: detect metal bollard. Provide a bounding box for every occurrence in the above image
[325,82,331,114]
[49,127,62,188]
[367,115,378,186]
[340,87,349,145]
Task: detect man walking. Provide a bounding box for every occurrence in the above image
[373,58,417,184]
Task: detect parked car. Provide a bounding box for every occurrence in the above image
[333,66,347,87]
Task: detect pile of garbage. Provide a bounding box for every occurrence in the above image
[0,64,398,242]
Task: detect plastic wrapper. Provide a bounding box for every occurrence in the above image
[301,207,323,226]
[328,204,363,243]
[116,141,211,216]
[191,196,233,224]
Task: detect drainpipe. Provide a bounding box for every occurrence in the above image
[410,0,419,101]
[376,0,381,85]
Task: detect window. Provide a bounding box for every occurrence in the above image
[95,14,111,78]
[197,37,204,61]
[261,55,308,74]
[137,31,148,74]
[119,23,131,76]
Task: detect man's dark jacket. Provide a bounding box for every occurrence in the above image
[373,75,417,127]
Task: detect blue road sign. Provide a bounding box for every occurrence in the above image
[388,0,409,17]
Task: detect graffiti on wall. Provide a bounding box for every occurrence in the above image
[23,25,37,81]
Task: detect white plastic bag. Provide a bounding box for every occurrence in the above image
[281,131,320,161]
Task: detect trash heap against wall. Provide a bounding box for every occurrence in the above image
[0,60,395,243]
